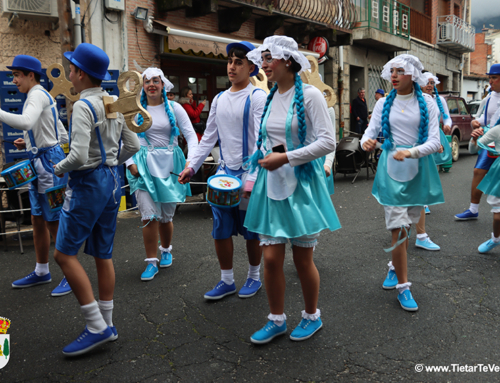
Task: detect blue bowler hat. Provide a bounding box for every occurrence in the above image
[226,41,260,77]
[63,43,111,81]
[7,55,44,76]
[487,63,500,75]
[375,88,385,95]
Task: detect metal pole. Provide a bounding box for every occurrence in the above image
[73,0,82,47]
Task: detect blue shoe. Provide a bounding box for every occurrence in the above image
[62,326,113,356]
[159,251,172,268]
[382,269,398,290]
[478,239,500,253]
[397,290,418,311]
[12,271,51,288]
[455,209,478,220]
[238,278,262,298]
[141,264,159,281]
[109,326,118,341]
[250,321,287,344]
[51,277,72,297]
[415,237,440,251]
[204,280,236,300]
[290,318,323,341]
[424,206,431,214]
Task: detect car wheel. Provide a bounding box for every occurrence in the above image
[451,135,459,162]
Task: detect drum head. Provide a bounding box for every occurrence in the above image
[208,175,242,191]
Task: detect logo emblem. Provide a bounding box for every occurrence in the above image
[0,317,11,369]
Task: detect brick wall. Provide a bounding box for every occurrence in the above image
[470,33,490,76]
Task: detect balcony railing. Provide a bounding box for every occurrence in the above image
[410,8,431,43]
[437,15,475,53]
[225,0,357,31]
[353,0,410,40]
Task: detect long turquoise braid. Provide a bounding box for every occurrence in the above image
[381,89,397,150]
[433,86,449,120]
[293,72,313,181]
[137,90,148,138]
[162,88,180,137]
[244,83,278,173]
[414,83,429,145]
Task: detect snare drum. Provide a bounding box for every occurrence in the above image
[206,174,242,208]
[45,184,66,212]
[1,160,37,189]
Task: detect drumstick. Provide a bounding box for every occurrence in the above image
[2,139,17,144]
[170,172,182,177]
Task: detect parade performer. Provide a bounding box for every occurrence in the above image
[361,54,442,311]
[0,55,72,296]
[52,43,140,356]
[470,108,500,253]
[126,68,197,281]
[179,41,266,300]
[412,72,452,251]
[455,63,500,220]
[243,36,340,344]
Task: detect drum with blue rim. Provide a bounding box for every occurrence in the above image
[206,174,242,208]
[1,160,37,189]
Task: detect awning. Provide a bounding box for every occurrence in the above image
[153,20,319,59]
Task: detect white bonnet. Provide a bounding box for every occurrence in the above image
[142,67,174,93]
[422,72,440,85]
[381,54,427,87]
[246,36,311,73]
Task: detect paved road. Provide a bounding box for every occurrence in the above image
[1,148,500,382]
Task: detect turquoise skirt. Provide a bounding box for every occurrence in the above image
[322,156,334,195]
[126,146,191,203]
[373,149,444,207]
[244,158,341,238]
[433,129,452,165]
[478,156,500,197]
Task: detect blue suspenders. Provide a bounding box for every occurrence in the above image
[27,89,59,159]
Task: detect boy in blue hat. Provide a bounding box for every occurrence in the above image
[179,41,266,300]
[0,55,71,296]
[52,43,140,356]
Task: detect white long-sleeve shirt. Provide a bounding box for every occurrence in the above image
[325,106,336,169]
[186,83,267,173]
[0,84,68,150]
[54,87,140,174]
[474,91,500,127]
[361,92,440,158]
[125,102,198,167]
[261,85,336,167]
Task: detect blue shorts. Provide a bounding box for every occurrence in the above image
[56,165,121,259]
[475,149,497,170]
[29,186,61,222]
[211,205,259,241]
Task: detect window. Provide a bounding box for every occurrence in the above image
[447,99,458,114]
[457,99,469,115]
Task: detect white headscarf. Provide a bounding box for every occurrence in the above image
[141,67,174,93]
[422,72,440,85]
[246,36,311,73]
[381,54,427,87]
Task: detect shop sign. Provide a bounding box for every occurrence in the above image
[307,37,329,64]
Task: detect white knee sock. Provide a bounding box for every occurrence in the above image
[145,258,158,267]
[247,264,260,281]
[221,269,234,285]
[98,300,114,327]
[81,301,108,333]
[469,203,479,214]
[416,233,428,240]
[396,282,412,294]
[268,313,287,327]
[35,263,49,276]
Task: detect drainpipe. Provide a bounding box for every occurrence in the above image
[73,0,82,47]
[338,46,344,139]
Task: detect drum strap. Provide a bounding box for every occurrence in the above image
[27,89,59,157]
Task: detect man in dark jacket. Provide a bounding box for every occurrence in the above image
[351,87,368,135]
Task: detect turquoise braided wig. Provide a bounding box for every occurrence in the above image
[381,89,397,150]
[433,86,449,120]
[244,83,278,173]
[136,90,148,138]
[162,88,180,137]
[414,82,429,145]
[293,72,313,181]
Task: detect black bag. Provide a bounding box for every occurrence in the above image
[192,121,206,135]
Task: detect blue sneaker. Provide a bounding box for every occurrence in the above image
[12,271,51,288]
[159,251,172,268]
[141,264,159,281]
[424,206,431,214]
[238,278,262,298]
[455,209,478,220]
[397,290,418,311]
[62,326,113,356]
[415,237,440,251]
[109,326,118,341]
[204,280,236,300]
[290,318,323,341]
[250,321,287,344]
[51,277,72,297]
[478,239,500,253]
[382,269,398,290]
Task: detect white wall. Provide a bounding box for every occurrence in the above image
[462,78,489,101]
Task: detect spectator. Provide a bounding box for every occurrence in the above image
[351,87,368,135]
[375,88,385,101]
[179,86,207,139]
[167,91,176,101]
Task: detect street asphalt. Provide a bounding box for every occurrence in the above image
[1,147,500,382]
